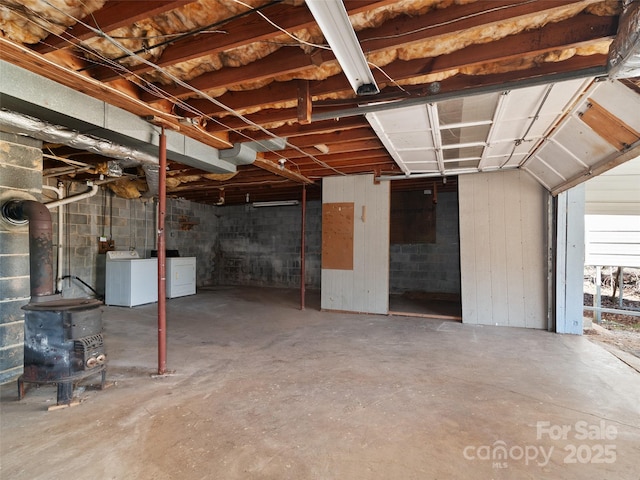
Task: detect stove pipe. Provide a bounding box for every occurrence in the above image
[2,199,55,298]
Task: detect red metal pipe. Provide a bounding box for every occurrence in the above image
[300,184,306,310]
[157,128,167,375]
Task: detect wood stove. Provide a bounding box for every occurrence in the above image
[2,199,107,405]
[20,298,106,404]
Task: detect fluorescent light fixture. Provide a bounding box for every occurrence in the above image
[306,0,379,96]
[252,200,300,208]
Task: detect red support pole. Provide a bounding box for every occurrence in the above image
[300,184,306,310]
[157,128,167,375]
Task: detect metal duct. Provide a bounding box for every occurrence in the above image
[1,200,55,299]
[143,165,160,196]
[0,109,158,167]
[218,143,258,165]
[608,0,640,79]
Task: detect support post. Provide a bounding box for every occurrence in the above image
[300,184,306,310]
[157,128,167,375]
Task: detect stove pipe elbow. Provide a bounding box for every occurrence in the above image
[2,199,55,299]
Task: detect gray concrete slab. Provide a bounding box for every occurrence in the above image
[1,287,639,479]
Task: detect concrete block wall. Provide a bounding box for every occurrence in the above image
[216,200,322,289]
[49,189,318,296]
[49,183,158,299]
[0,133,42,384]
[41,184,221,298]
[165,198,218,286]
[389,191,461,295]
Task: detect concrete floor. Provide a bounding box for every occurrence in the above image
[1,287,639,480]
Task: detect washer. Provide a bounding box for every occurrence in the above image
[105,250,158,307]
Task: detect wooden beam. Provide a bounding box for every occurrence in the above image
[287,127,379,148]
[0,37,231,149]
[140,0,613,104]
[93,0,397,82]
[34,1,192,54]
[181,13,614,130]
[297,80,312,125]
[253,155,314,184]
[141,46,331,102]
[228,117,369,143]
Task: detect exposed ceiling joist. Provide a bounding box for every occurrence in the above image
[0,0,635,205]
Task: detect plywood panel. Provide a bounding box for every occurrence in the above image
[459,170,547,329]
[504,173,526,327]
[473,175,493,325]
[519,171,547,329]
[366,177,390,313]
[321,174,390,314]
[580,99,640,151]
[489,171,509,326]
[459,177,478,324]
[322,202,354,271]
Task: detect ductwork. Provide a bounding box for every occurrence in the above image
[1,200,56,300]
[0,109,157,167]
[0,109,286,186]
[143,165,160,196]
[608,0,640,79]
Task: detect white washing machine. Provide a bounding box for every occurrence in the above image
[105,250,158,307]
[166,257,196,298]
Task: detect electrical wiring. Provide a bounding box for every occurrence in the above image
[368,61,408,94]
[73,30,345,175]
[13,1,351,176]
[229,0,331,51]
[75,0,284,71]
[8,14,302,177]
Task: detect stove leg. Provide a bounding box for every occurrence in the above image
[17,376,25,400]
[56,382,73,405]
[100,369,107,390]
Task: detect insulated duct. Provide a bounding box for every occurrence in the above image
[143,165,160,197]
[0,109,158,167]
[608,0,640,79]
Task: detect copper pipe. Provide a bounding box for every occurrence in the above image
[2,200,54,298]
[157,128,167,375]
[300,184,306,310]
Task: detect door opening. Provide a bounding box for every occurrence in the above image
[388,178,462,320]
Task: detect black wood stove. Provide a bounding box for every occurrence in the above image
[2,199,107,405]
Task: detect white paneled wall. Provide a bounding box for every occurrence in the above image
[459,170,548,328]
[321,175,390,314]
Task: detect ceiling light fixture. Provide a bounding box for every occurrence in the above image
[305,0,379,96]
[252,200,300,208]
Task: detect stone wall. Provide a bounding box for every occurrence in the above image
[389,191,460,295]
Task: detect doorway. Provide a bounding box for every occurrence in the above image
[388,178,462,320]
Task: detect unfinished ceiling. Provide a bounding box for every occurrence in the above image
[1,0,639,204]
